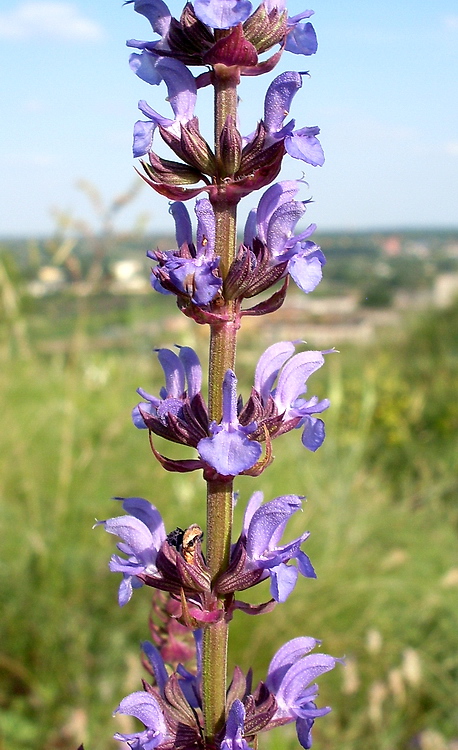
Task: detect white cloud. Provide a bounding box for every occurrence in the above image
[444,141,458,157]
[443,15,458,31]
[0,2,105,41]
[0,152,56,167]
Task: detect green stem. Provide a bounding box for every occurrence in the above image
[201,62,240,748]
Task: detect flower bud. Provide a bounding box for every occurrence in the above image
[218,115,243,176]
[243,3,288,54]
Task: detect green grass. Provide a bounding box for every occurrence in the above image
[1,298,457,750]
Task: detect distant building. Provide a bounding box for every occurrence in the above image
[27,265,66,296]
[380,235,401,256]
[110,259,149,293]
[434,273,458,308]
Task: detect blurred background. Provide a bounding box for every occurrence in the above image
[1,1,457,749]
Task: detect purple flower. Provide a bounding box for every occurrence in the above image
[221,700,250,750]
[128,0,172,45]
[264,2,318,56]
[263,72,324,167]
[198,370,262,477]
[150,200,222,305]
[114,690,168,750]
[194,0,253,29]
[254,341,330,451]
[129,55,197,157]
[98,498,166,606]
[132,345,202,430]
[241,491,316,602]
[286,10,318,56]
[245,180,326,294]
[266,637,339,749]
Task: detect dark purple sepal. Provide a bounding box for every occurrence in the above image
[240,44,284,76]
[243,683,278,735]
[163,673,199,726]
[241,277,289,315]
[226,666,249,707]
[148,433,205,473]
[224,148,284,201]
[177,556,211,592]
[143,152,207,185]
[240,427,274,476]
[180,118,218,174]
[203,24,258,67]
[242,4,287,53]
[215,538,264,594]
[137,168,210,200]
[175,551,212,593]
[238,387,267,425]
[139,394,209,447]
[233,599,277,616]
[240,138,286,179]
[218,115,243,176]
[166,407,208,447]
[159,124,192,163]
[227,238,286,299]
[152,544,187,593]
[166,4,214,64]
[238,121,267,171]
[240,392,301,441]
[178,299,234,326]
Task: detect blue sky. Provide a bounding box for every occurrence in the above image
[1,0,457,236]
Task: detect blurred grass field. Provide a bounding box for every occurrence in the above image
[0,289,457,750]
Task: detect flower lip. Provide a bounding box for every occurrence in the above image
[193,0,253,29]
[197,370,262,477]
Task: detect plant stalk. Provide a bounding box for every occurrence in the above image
[201,59,240,747]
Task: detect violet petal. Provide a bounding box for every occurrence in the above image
[270,562,298,602]
[300,416,325,452]
[194,0,252,29]
[254,341,296,405]
[170,202,193,247]
[285,21,318,56]
[264,71,302,134]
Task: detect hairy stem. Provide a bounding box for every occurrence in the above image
[202,61,240,747]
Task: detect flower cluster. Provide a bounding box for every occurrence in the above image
[99,1,342,749]
[131,341,329,479]
[99,490,315,610]
[113,633,339,750]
